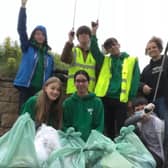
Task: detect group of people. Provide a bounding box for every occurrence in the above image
[12,0,168,167]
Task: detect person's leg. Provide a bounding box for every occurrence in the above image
[102,97,116,140]
[154,97,168,119]
[154,97,168,167]
[115,101,127,136]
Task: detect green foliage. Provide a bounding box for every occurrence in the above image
[53,53,69,70]
[0,58,17,78]
[0,37,21,77]
[0,37,69,78]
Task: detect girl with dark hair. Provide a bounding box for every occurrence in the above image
[62,70,104,141]
[20,77,63,129]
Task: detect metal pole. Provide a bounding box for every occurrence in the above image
[72,0,78,30]
[153,41,168,102]
[97,0,101,21]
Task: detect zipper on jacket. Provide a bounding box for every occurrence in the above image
[27,52,39,87]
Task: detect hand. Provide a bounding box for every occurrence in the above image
[21,0,28,7]
[144,103,155,113]
[143,84,152,95]
[91,20,99,35]
[141,113,150,122]
[68,28,75,44]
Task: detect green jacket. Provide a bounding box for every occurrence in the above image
[20,95,56,127]
[62,92,104,141]
[20,95,37,120]
[90,35,140,100]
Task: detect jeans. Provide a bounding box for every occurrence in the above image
[154,97,168,167]
[154,97,168,120]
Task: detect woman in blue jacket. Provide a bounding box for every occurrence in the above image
[14,0,54,110]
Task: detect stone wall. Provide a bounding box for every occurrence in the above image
[0,77,19,136]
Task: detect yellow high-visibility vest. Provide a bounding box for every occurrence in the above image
[94,55,137,102]
[67,47,96,94]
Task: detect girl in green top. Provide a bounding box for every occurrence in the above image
[20,77,63,129]
[62,70,104,141]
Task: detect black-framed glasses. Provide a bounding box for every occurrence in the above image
[75,79,88,83]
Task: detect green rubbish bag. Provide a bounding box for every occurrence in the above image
[85,130,134,168]
[115,125,156,168]
[0,113,40,168]
[101,151,135,168]
[58,127,85,148]
[46,127,86,168]
[85,130,115,167]
[46,146,86,168]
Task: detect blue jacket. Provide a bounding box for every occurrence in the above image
[14,7,54,88]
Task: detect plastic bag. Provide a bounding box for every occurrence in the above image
[85,130,115,167]
[34,124,61,165]
[58,127,85,148]
[46,127,85,168]
[85,130,134,168]
[0,113,40,168]
[46,146,85,168]
[115,125,156,168]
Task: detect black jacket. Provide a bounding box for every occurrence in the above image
[140,55,168,104]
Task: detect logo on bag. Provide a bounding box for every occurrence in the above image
[87,108,93,115]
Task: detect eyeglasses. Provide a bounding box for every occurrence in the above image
[75,79,88,83]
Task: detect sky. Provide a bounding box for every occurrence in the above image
[1,0,168,71]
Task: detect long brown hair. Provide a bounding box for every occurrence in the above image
[35,77,63,129]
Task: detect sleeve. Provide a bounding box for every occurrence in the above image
[124,114,142,126]
[62,100,72,131]
[90,35,104,68]
[60,42,74,64]
[92,98,104,133]
[17,7,29,52]
[20,96,37,120]
[129,59,140,100]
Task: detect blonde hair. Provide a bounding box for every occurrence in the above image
[35,77,63,129]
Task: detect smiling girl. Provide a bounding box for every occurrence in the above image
[62,70,104,141]
[20,77,63,129]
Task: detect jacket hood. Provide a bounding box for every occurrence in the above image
[71,92,96,100]
[30,25,51,50]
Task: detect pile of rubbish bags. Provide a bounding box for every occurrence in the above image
[0,113,156,168]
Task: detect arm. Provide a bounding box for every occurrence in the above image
[92,98,104,133]
[129,60,140,100]
[60,30,74,64]
[140,71,153,96]
[17,0,29,52]
[20,96,37,120]
[90,21,104,68]
[124,114,142,126]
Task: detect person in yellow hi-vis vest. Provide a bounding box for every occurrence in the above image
[61,26,97,95]
[90,21,140,139]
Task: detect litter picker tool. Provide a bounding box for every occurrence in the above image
[91,0,101,27]
[153,41,168,102]
[71,0,78,36]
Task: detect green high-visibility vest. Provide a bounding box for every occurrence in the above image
[94,55,137,103]
[66,47,96,94]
